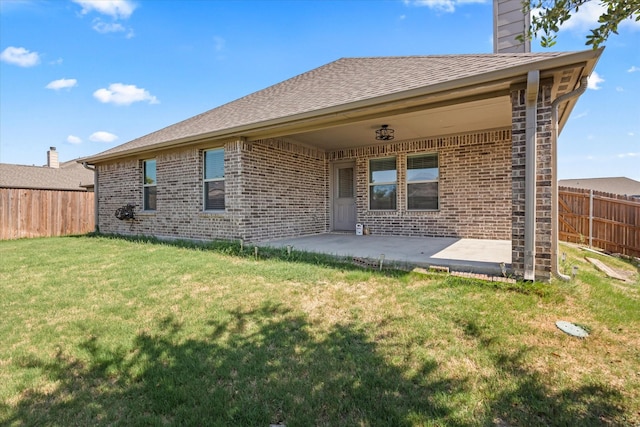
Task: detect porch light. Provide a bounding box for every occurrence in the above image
[375,125,394,141]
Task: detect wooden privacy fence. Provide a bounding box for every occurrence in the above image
[0,188,95,240]
[559,186,640,258]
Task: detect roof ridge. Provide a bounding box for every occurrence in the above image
[338,52,571,60]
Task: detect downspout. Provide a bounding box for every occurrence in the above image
[524,70,539,281]
[551,76,589,281]
[83,162,98,233]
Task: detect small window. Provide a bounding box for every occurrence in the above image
[338,167,354,198]
[143,159,157,211]
[204,148,225,211]
[369,157,397,210]
[407,154,438,210]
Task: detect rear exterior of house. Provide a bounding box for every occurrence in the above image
[85,50,601,281]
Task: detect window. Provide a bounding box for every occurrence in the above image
[369,157,396,210]
[143,159,157,211]
[203,148,225,211]
[338,167,354,198]
[407,154,439,210]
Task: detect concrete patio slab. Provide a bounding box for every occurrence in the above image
[261,233,512,276]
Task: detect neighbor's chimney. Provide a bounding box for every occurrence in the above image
[47,146,59,168]
[493,0,531,53]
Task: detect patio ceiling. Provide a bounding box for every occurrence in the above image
[284,95,512,151]
[272,61,587,152]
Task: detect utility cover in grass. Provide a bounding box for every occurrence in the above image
[556,320,589,338]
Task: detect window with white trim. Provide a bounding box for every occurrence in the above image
[143,159,157,211]
[407,153,439,210]
[203,148,225,211]
[369,157,397,210]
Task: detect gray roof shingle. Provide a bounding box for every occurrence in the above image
[559,177,640,197]
[85,52,590,161]
[0,161,94,191]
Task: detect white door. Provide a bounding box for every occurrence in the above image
[333,162,357,231]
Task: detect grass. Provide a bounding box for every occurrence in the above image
[0,236,638,426]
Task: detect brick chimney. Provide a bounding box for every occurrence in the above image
[47,147,59,168]
[493,0,531,53]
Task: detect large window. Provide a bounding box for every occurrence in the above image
[407,154,439,210]
[143,159,157,211]
[204,148,225,211]
[369,157,397,210]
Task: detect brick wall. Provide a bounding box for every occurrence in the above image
[97,130,513,247]
[97,143,239,241]
[511,83,553,281]
[328,129,513,240]
[234,139,327,242]
[96,138,327,243]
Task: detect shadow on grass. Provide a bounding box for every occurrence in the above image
[486,349,626,426]
[6,303,462,426]
[455,317,627,426]
[6,304,627,426]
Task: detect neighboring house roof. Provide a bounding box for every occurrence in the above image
[559,177,640,198]
[82,50,602,163]
[0,161,94,191]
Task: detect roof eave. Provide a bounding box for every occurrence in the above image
[556,48,603,133]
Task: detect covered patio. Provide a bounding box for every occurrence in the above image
[262,233,512,276]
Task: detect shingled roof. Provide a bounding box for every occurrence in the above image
[559,177,640,198]
[0,161,94,191]
[84,51,600,162]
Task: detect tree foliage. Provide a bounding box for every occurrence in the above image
[520,0,640,48]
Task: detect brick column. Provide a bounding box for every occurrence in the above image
[511,83,553,281]
[227,138,251,242]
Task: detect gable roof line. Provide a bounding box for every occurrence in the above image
[81,49,602,164]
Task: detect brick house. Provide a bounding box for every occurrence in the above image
[81,48,601,281]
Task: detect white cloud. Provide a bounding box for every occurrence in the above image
[91,19,134,37]
[560,2,604,30]
[89,131,118,143]
[213,36,225,52]
[620,14,640,30]
[573,111,589,119]
[587,71,604,90]
[0,46,40,67]
[628,132,635,137]
[616,86,624,92]
[93,83,159,106]
[558,2,640,32]
[617,152,639,158]
[67,135,82,144]
[49,58,63,65]
[93,20,126,34]
[404,0,487,13]
[628,66,640,73]
[74,1,136,36]
[46,78,78,90]
[72,0,136,19]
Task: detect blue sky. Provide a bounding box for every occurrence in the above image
[1,0,638,180]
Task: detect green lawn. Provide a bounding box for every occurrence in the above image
[1,236,638,426]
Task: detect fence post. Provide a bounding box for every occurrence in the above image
[589,189,593,248]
